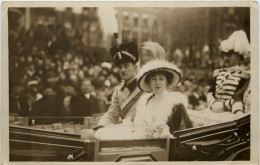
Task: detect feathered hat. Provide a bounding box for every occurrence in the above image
[220,30,250,58]
[137,60,182,92]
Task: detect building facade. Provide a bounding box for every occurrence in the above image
[115,8,173,57]
[169,7,250,70]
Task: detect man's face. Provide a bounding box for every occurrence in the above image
[44,88,56,98]
[118,62,137,81]
[81,80,92,94]
[12,86,24,97]
[223,53,241,67]
[64,85,76,96]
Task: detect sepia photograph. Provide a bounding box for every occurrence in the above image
[1,1,259,164]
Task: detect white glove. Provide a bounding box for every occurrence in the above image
[210,101,225,113]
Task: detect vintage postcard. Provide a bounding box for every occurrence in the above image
[1,1,259,165]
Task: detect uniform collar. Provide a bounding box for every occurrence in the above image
[228,65,240,70]
[121,77,137,93]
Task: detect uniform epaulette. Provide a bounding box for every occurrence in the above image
[240,70,250,79]
[213,69,221,77]
[231,66,250,79]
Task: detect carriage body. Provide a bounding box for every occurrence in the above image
[9,114,250,161]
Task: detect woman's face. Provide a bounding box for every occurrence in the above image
[149,73,168,93]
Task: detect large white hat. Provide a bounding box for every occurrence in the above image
[137,60,182,92]
[220,30,250,57]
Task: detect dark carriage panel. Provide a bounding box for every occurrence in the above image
[172,114,250,161]
[9,125,86,161]
[82,138,176,161]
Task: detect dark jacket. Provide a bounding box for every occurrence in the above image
[31,96,59,117]
[70,93,98,116]
[9,95,30,117]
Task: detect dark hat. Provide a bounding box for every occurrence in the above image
[45,71,57,79]
[110,41,138,66]
[40,83,56,92]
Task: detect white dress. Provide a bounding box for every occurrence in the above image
[134,89,189,131]
[94,90,189,140]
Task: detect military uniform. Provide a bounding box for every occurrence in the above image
[97,78,142,126]
[207,65,250,113]
[96,41,142,127]
[207,30,250,114]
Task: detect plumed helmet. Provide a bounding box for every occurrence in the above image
[220,30,250,58]
[110,41,139,66]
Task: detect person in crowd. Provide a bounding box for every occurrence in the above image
[25,80,43,112]
[207,30,250,115]
[31,84,59,117]
[44,71,58,88]
[81,41,142,140]
[138,41,166,67]
[70,79,98,116]
[9,80,30,117]
[188,85,207,110]
[134,59,193,134]
[57,81,77,116]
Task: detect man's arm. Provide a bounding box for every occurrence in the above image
[82,87,122,140]
[231,77,250,114]
[207,72,217,109]
[96,86,121,126]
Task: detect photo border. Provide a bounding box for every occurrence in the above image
[1,1,259,165]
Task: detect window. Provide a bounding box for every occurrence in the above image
[142,18,148,42]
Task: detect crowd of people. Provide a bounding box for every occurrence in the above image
[9,25,121,117]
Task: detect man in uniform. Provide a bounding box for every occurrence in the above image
[82,41,142,139]
[207,30,250,115]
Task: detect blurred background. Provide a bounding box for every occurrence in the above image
[8,7,250,118]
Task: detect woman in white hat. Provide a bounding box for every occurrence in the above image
[134,59,193,134]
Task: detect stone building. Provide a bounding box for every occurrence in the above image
[115,7,173,56]
[169,7,250,69]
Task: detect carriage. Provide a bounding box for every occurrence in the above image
[9,111,250,161]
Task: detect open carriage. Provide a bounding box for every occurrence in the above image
[9,111,250,161]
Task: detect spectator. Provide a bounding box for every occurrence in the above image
[9,80,30,117]
[25,80,43,112]
[57,82,77,116]
[31,84,59,117]
[70,79,99,116]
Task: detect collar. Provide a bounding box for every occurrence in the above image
[228,65,240,70]
[84,93,91,99]
[153,89,169,100]
[121,77,137,93]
